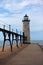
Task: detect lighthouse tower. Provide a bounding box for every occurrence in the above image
[22,14,30,42]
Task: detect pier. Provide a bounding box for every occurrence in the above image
[0,14,30,52]
[0,43,43,65]
[0,24,26,52]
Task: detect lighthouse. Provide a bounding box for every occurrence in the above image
[22,14,30,42]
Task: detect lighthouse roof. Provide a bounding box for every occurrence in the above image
[24,14,28,17]
[22,14,30,22]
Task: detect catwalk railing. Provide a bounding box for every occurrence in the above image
[0,23,26,52]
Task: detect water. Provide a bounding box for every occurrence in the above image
[0,40,43,46]
[0,40,21,46]
[31,40,43,48]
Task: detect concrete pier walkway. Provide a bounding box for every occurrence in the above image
[0,43,43,65]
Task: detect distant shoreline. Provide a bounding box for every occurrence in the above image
[0,40,43,49]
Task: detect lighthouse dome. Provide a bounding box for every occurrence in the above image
[24,14,28,20]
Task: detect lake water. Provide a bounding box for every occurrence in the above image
[31,40,43,48]
[0,40,43,46]
[0,40,21,46]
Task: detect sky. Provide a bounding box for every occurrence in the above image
[0,0,43,40]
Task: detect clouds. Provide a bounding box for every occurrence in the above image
[0,0,29,11]
[0,0,43,12]
[0,14,23,32]
[0,0,43,40]
[0,0,29,17]
[0,0,43,15]
[0,0,43,32]
[28,4,43,31]
[29,0,43,5]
